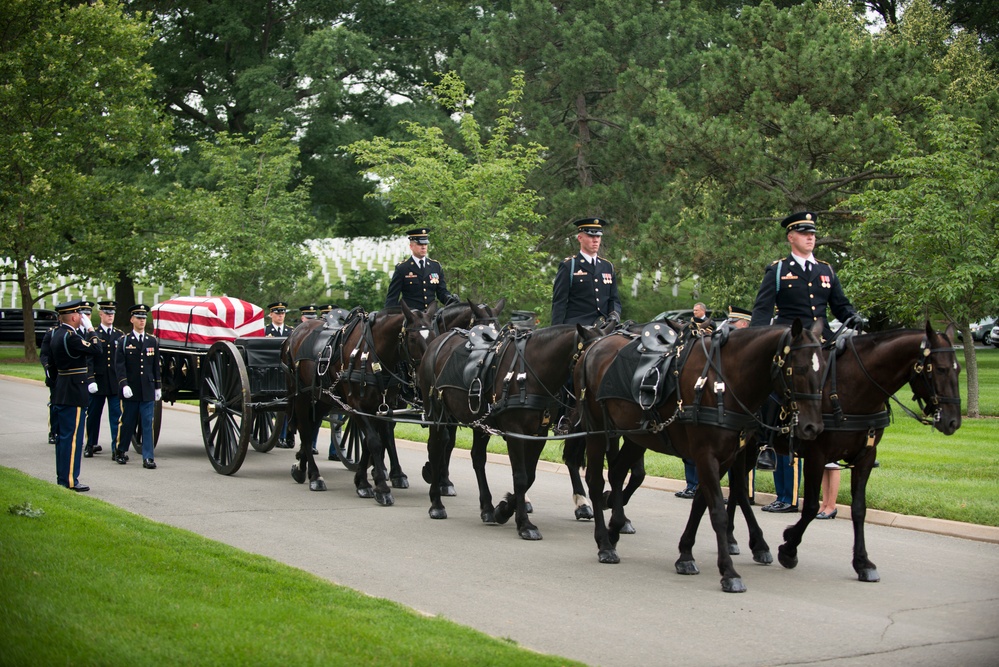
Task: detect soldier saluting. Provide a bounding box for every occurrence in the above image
[50,299,103,492]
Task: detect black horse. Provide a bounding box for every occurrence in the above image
[708,321,961,582]
[418,322,608,539]
[281,303,436,504]
[574,319,826,592]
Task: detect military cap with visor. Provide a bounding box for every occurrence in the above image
[781,211,817,233]
[573,217,607,237]
[406,227,430,245]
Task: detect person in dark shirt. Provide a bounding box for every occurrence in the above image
[384,227,458,310]
[551,217,621,325]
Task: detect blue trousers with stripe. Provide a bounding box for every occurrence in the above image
[55,404,87,488]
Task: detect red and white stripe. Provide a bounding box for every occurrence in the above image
[152,296,264,345]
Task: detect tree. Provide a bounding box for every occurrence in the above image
[161,125,322,306]
[623,0,948,308]
[0,0,167,361]
[344,72,550,312]
[844,98,999,417]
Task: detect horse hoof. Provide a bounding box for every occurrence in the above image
[619,520,636,535]
[753,550,774,565]
[440,484,456,497]
[391,475,409,489]
[429,507,447,520]
[493,502,512,525]
[728,543,741,556]
[598,549,620,564]
[356,487,375,499]
[421,462,433,484]
[777,545,798,569]
[375,491,395,506]
[721,577,747,593]
[574,504,594,521]
[309,478,327,492]
[524,501,533,514]
[857,568,880,582]
[291,465,305,484]
[518,527,542,541]
[480,510,496,524]
[675,559,700,575]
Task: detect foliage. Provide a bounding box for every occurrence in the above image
[344,71,550,310]
[161,125,321,306]
[844,98,999,415]
[0,0,169,359]
[339,269,386,313]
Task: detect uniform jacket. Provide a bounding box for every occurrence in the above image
[384,256,456,311]
[750,254,857,336]
[50,324,103,407]
[265,322,294,337]
[550,253,622,325]
[93,325,124,396]
[115,331,161,402]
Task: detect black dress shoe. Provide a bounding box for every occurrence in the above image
[312,447,318,456]
[764,501,798,513]
[143,459,157,469]
[674,487,696,499]
[275,439,293,449]
[92,445,102,453]
[48,434,57,445]
[114,452,128,465]
[84,446,94,458]
[72,484,91,493]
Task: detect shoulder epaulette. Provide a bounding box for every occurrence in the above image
[596,255,615,269]
[817,259,831,266]
[769,259,781,266]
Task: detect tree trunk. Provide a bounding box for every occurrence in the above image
[113,270,137,331]
[960,324,979,418]
[16,259,38,364]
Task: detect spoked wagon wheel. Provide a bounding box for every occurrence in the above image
[250,410,281,452]
[329,413,362,472]
[129,399,162,451]
[200,341,252,475]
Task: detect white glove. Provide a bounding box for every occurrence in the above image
[80,314,94,331]
[122,386,133,399]
[87,382,98,394]
[155,388,162,401]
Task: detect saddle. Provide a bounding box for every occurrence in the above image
[597,325,683,411]
[431,328,505,416]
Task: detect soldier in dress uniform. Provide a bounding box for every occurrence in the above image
[50,299,103,492]
[265,301,292,337]
[551,217,622,325]
[114,304,161,468]
[727,305,752,329]
[84,300,123,457]
[750,211,858,338]
[384,227,458,311]
[298,304,319,323]
[750,211,860,513]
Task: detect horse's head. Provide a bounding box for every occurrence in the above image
[910,321,962,435]
[774,318,826,441]
[470,297,505,334]
[400,301,437,368]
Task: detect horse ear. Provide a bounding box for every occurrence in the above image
[401,301,414,320]
[426,302,439,318]
[939,320,957,342]
[791,317,803,338]
[493,297,506,317]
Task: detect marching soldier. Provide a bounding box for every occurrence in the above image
[551,217,622,325]
[265,301,292,337]
[49,299,103,491]
[114,304,161,468]
[84,300,123,457]
[384,227,458,310]
[750,211,860,513]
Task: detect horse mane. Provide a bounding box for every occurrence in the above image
[525,323,576,346]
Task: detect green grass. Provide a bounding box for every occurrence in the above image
[0,468,582,667]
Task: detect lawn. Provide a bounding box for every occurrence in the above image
[0,468,582,667]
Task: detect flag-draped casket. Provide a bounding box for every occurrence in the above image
[152,296,264,347]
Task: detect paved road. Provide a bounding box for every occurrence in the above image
[3,377,998,667]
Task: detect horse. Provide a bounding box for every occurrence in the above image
[574,318,826,592]
[706,321,961,583]
[417,322,608,539]
[281,302,436,504]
